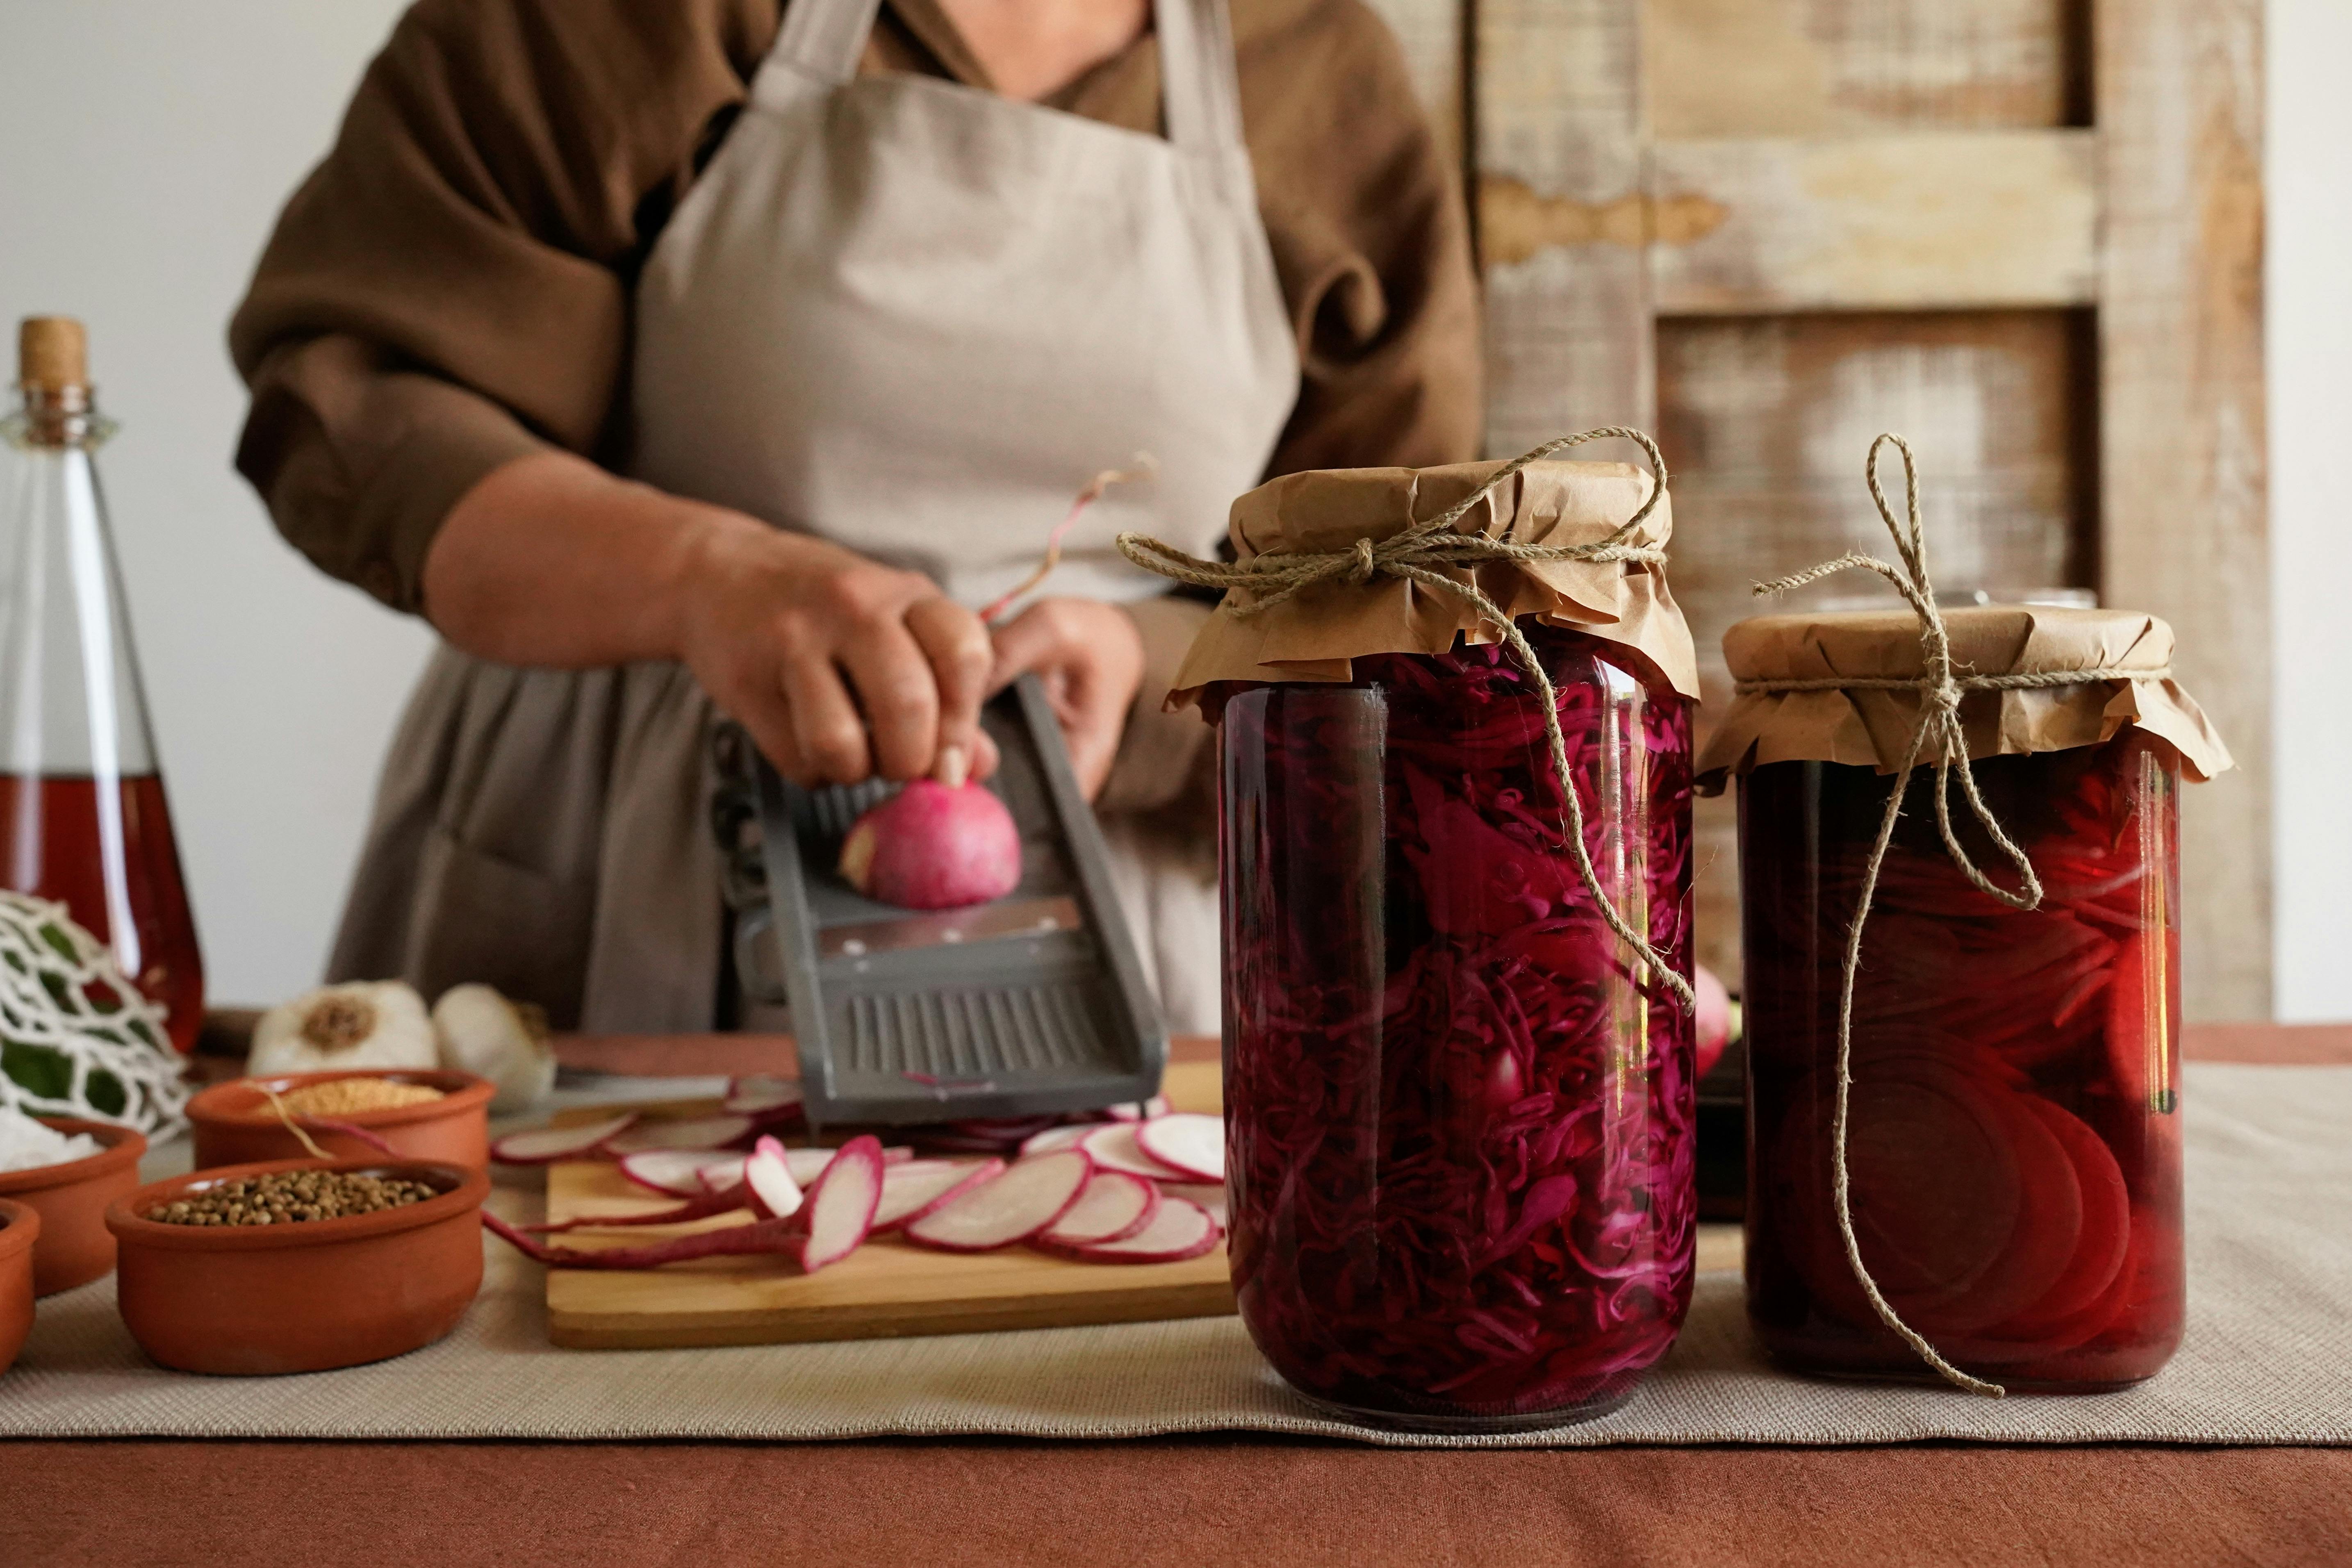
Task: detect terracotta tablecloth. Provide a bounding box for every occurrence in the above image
[6,1024,2349,1568]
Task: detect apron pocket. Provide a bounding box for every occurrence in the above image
[408,826,596,1026]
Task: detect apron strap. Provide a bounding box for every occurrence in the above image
[766,0,1248,154]
[769,0,883,86]
[1156,0,1249,155]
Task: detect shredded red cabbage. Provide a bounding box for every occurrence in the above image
[1742,734,2185,1387]
[1210,625,1696,1425]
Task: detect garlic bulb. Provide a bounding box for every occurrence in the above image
[247,981,438,1076]
[433,983,556,1112]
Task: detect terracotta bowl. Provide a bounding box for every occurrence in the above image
[188,1070,494,1171]
[0,1199,38,1376]
[0,1119,149,1295]
[106,1156,489,1375]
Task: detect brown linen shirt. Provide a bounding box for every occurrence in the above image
[227,0,1482,809]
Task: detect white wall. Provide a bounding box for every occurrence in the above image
[0,1,429,1006]
[0,2,2345,1017]
[2267,0,2352,1023]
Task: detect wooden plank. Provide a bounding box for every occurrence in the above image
[1360,0,1467,174]
[1656,309,2097,981]
[2095,0,2268,1020]
[1476,0,1654,451]
[1646,0,2086,137]
[542,1061,1231,1349]
[1649,129,2098,313]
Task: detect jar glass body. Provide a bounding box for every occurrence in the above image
[1740,735,2184,1389]
[1213,625,1696,1431]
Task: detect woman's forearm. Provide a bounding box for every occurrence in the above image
[420,450,735,669]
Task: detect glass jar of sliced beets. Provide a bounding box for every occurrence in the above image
[1208,624,1697,1430]
[1738,733,2189,1389]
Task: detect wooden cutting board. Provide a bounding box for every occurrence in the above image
[541,1061,1231,1349]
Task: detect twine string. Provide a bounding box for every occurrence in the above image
[1117,427,1694,1013]
[1742,432,2168,1399]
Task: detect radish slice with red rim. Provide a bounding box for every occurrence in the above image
[1135,1112,1224,1183]
[793,1134,885,1271]
[524,1184,749,1233]
[1102,1096,1172,1123]
[619,1149,745,1198]
[1158,1181,1227,1227]
[490,1113,639,1165]
[744,1135,805,1220]
[872,1159,1003,1232]
[904,1149,1093,1252]
[1043,1196,1219,1263]
[723,1074,804,1116]
[1018,1123,1095,1158]
[601,1114,758,1156]
[1037,1170,1160,1247]
[1079,1122,1187,1181]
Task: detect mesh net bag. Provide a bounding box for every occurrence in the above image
[0,890,188,1133]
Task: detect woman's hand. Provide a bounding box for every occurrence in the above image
[423,451,994,788]
[988,598,1145,799]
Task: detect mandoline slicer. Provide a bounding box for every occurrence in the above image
[726,674,1168,1129]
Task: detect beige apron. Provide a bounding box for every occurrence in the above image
[329,0,1296,1036]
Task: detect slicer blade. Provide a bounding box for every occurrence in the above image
[730,674,1169,1128]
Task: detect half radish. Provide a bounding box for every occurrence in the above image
[872,1159,1004,1232]
[1036,1170,1160,1247]
[601,1113,758,1156]
[1079,1122,1188,1181]
[904,1149,1092,1252]
[1043,1196,1219,1263]
[1136,1112,1224,1183]
[490,1112,639,1165]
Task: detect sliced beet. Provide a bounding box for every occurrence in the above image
[1892,1080,2083,1335]
[1837,1065,2024,1304]
[1988,1098,2132,1336]
[2105,929,2178,1110]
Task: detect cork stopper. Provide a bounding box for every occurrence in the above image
[18,317,89,392]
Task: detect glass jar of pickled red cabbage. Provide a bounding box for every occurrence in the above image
[1208,623,1697,1430]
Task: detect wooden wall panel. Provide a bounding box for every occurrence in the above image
[1476,0,1654,449]
[1646,0,2086,137]
[1359,0,1467,173]
[2096,0,2268,1019]
[1657,310,2097,980]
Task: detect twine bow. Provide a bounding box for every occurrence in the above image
[1117,427,1694,1013]
[1743,433,2170,1398]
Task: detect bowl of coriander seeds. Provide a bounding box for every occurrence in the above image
[188,1069,494,1171]
[105,1157,489,1374]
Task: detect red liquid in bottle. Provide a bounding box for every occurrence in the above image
[0,772,204,1054]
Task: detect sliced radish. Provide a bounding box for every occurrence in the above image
[743,1136,805,1220]
[525,1186,749,1233]
[1136,1112,1224,1183]
[1043,1196,1219,1263]
[905,1149,1092,1252]
[1018,1123,1096,1158]
[483,1209,797,1268]
[783,1147,836,1187]
[601,1113,758,1156]
[1036,1170,1159,1247]
[619,1149,745,1198]
[1103,1096,1172,1123]
[1159,1181,1227,1227]
[872,1159,1003,1232]
[792,1134,885,1271]
[1079,1122,1188,1181]
[723,1074,804,1116]
[490,1113,639,1165]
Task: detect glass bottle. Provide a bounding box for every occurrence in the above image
[0,319,203,1053]
[1211,624,1697,1431]
[1741,733,2184,1389]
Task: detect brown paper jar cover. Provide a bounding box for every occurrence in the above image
[1694,604,2232,792]
[1164,459,1699,708]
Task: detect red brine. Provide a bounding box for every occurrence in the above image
[0,771,204,1055]
[1211,626,1696,1430]
[1740,734,2183,1388]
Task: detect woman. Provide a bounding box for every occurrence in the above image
[230,0,1480,1036]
